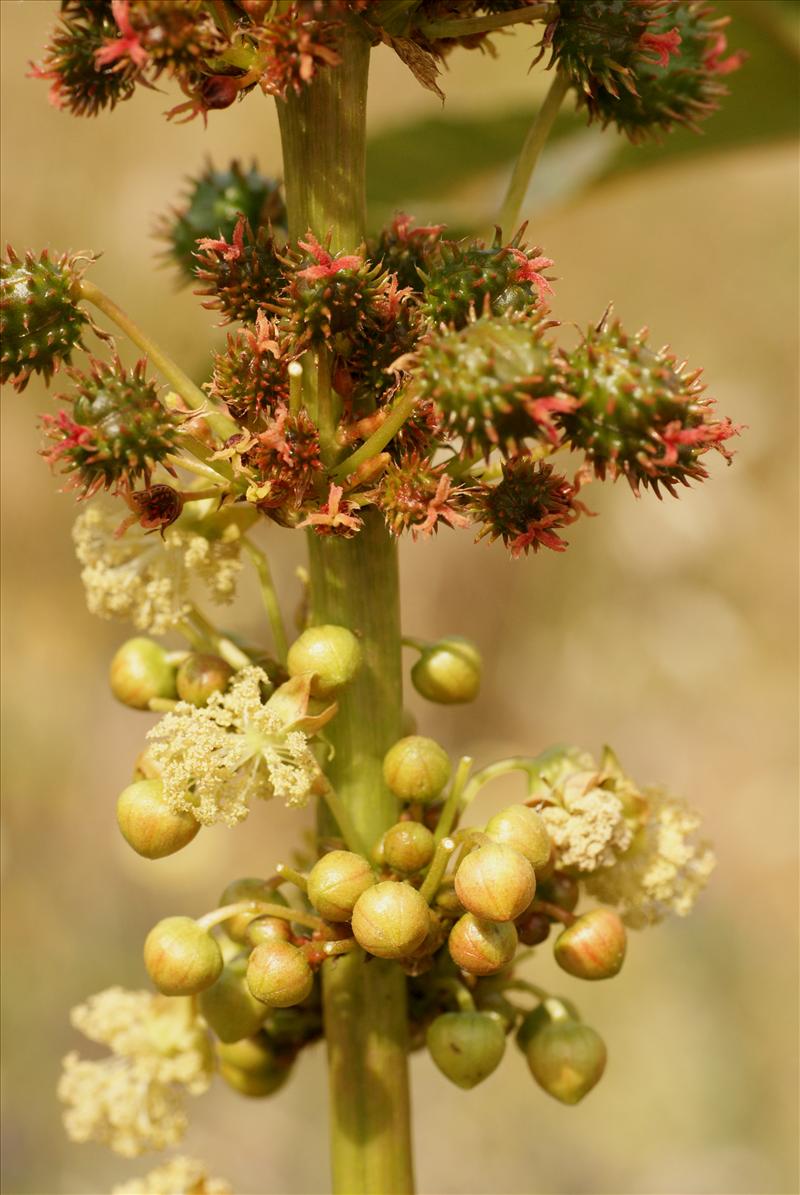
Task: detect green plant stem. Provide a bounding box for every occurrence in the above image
[242,537,289,662]
[419,836,456,904]
[498,68,571,236]
[419,3,557,39]
[196,900,326,934]
[433,755,474,844]
[332,385,417,481]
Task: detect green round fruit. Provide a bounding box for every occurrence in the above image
[287,624,362,698]
[307,850,375,921]
[116,779,199,860]
[485,805,551,871]
[426,1011,506,1088]
[411,636,482,705]
[554,908,627,980]
[382,736,451,803]
[199,954,268,1043]
[143,916,223,996]
[246,941,314,1008]
[351,881,431,959]
[525,1020,607,1104]
[109,638,177,710]
[454,843,536,923]
[448,914,517,977]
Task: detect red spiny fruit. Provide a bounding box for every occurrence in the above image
[29,1,140,117]
[253,4,343,98]
[242,405,322,522]
[208,312,292,424]
[195,215,287,324]
[1,247,92,391]
[375,454,470,539]
[560,313,741,496]
[370,214,446,294]
[386,398,443,462]
[471,457,587,557]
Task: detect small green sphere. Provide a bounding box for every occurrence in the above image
[220,1058,292,1098]
[454,843,536,923]
[351,881,431,959]
[218,877,288,945]
[554,908,627,981]
[382,736,451,803]
[109,638,177,710]
[411,636,482,705]
[116,779,200,860]
[143,916,223,996]
[199,954,268,1043]
[217,1033,277,1073]
[307,850,375,922]
[485,805,551,871]
[175,653,233,706]
[427,1011,506,1089]
[381,822,436,874]
[525,1020,607,1104]
[287,624,362,698]
[448,914,517,976]
[246,941,314,1008]
[246,915,292,947]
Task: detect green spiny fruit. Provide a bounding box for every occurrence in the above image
[40,357,179,495]
[283,234,392,347]
[370,213,446,293]
[29,2,139,118]
[208,313,291,423]
[1,247,91,391]
[470,457,586,558]
[376,453,468,539]
[547,0,663,108]
[194,214,287,324]
[560,313,740,495]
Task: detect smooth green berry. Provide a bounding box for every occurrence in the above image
[116,778,199,860]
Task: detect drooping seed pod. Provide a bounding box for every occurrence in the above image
[218,877,288,945]
[448,913,518,976]
[143,916,223,996]
[382,735,451,803]
[307,850,375,921]
[116,779,200,860]
[515,996,581,1054]
[199,953,269,1043]
[109,638,178,710]
[485,804,551,871]
[525,1019,607,1104]
[455,843,536,923]
[381,822,436,874]
[351,881,431,959]
[426,1011,506,1089]
[287,624,362,698]
[246,941,314,1008]
[554,908,627,980]
[410,636,482,705]
[175,653,234,706]
[1,247,92,390]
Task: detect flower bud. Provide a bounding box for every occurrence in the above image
[538,871,580,913]
[411,636,482,705]
[485,805,551,871]
[448,914,517,976]
[199,954,268,1043]
[287,624,362,698]
[381,822,436,874]
[307,850,375,922]
[219,877,288,945]
[219,1054,292,1098]
[515,910,551,947]
[426,1011,506,1088]
[516,996,580,1054]
[246,941,314,1008]
[217,1033,277,1073]
[143,916,223,996]
[525,1020,607,1104]
[175,653,233,706]
[246,915,292,947]
[455,843,535,923]
[382,736,451,803]
[554,908,627,980]
[116,779,200,860]
[351,881,431,959]
[434,883,464,918]
[109,638,177,710]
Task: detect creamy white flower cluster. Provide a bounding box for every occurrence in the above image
[534,748,636,873]
[112,1155,232,1195]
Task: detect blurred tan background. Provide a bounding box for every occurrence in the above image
[1,3,798,1194]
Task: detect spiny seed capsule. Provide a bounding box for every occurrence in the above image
[381,822,436,873]
[246,915,292,947]
[426,1011,506,1089]
[246,941,314,1008]
[554,908,627,980]
[306,850,375,922]
[410,636,482,705]
[175,653,233,706]
[143,917,223,996]
[454,843,536,923]
[286,624,362,698]
[218,877,288,945]
[109,638,178,710]
[382,736,451,803]
[525,1020,607,1104]
[351,881,431,959]
[448,914,518,976]
[116,779,200,860]
[516,997,581,1054]
[485,805,551,871]
[199,954,268,1044]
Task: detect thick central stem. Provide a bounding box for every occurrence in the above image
[277,23,415,1195]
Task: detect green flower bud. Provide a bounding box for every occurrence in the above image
[307,850,375,922]
[515,909,551,947]
[199,954,268,1043]
[434,882,465,917]
[516,997,580,1054]
[381,822,436,874]
[217,1033,276,1073]
[382,736,451,803]
[351,881,431,959]
[526,1020,607,1104]
[143,916,223,996]
[287,624,362,698]
[485,804,551,871]
[109,638,177,710]
[538,871,580,913]
[220,1058,292,1097]
[246,941,314,1007]
[116,778,200,860]
[426,1011,506,1089]
[554,908,627,980]
[455,843,535,923]
[175,653,233,706]
[246,915,292,947]
[448,914,518,976]
[219,877,288,945]
[411,636,482,705]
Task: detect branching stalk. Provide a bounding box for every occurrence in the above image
[498,67,571,235]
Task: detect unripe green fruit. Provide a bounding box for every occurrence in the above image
[455,843,535,923]
[144,916,223,996]
[116,779,200,860]
[246,915,292,947]
[220,1059,291,1098]
[448,914,518,976]
[287,624,362,698]
[554,908,627,980]
[381,822,436,873]
[199,954,268,1043]
[175,653,233,706]
[382,736,451,803]
[219,877,288,945]
[538,871,580,913]
[246,941,314,1007]
[526,1020,607,1104]
[434,883,465,917]
[516,997,581,1054]
[426,1011,506,1089]
[485,805,551,871]
[109,638,177,710]
[217,1033,276,1073]
[411,636,482,705]
[351,881,431,959]
[307,850,375,921]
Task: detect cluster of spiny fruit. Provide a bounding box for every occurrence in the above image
[112,626,616,1105]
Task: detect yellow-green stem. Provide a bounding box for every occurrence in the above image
[498,68,571,236]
